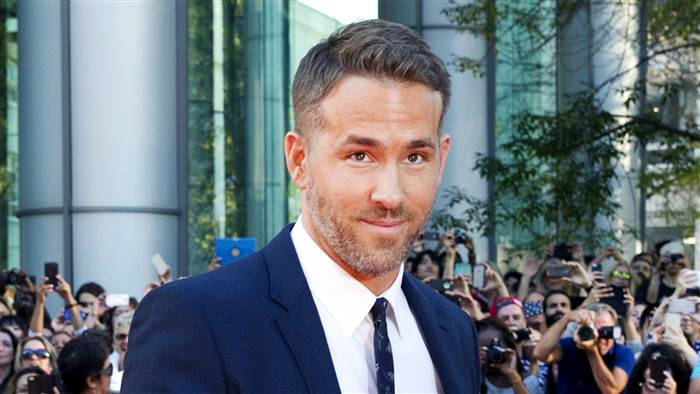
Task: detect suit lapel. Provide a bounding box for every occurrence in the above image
[264,224,341,394]
[402,274,463,393]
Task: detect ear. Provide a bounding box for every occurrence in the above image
[436,133,451,184]
[284,131,309,190]
[86,375,100,389]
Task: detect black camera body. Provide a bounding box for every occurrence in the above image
[454,230,470,245]
[513,328,531,342]
[485,338,509,365]
[577,324,596,341]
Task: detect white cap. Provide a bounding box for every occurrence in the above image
[660,240,685,256]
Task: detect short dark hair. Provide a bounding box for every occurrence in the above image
[292,19,451,135]
[0,315,28,336]
[410,250,441,276]
[75,282,105,300]
[543,290,570,307]
[58,334,110,394]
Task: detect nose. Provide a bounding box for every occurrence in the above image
[370,164,404,210]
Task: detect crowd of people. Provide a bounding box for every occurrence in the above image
[0,268,140,394]
[407,230,700,394]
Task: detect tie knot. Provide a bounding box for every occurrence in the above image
[370,297,389,322]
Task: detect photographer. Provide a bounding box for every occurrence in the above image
[641,242,687,305]
[533,304,635,394]
[477,317,542,394]
[30,274,84,337]
[437,229,475,279]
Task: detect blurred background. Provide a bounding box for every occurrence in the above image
[0,0,696,301]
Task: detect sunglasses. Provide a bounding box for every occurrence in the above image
[114,333,128,341]
[611,270,632,280]
[93,363,113,378]
[21,348,50,360]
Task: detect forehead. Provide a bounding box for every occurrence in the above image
[23,339,45,349]
[547,294,569,305]
[497,304,523,317]
[594,311,615,326]
[318,75,442,143]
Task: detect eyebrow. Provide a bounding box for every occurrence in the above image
[340,135,436,150]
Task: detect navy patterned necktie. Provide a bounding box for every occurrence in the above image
[370,297,395,394]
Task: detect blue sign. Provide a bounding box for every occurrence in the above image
[215,237,256,265]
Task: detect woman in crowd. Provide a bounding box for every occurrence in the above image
[477,317,542,394]
[0,328,17,392]
[58,334,112,394]
[626,343,689,394]
[3,366,47,394]
[14,337,56,376]
[410,250,441,281]
[50,331,72,356]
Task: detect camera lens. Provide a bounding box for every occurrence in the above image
[577,325,595,341]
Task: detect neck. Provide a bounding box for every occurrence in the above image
[301,213,401,296]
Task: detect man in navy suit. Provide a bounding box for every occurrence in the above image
[122,19,480,393]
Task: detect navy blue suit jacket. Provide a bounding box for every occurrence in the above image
[122,224,480,393]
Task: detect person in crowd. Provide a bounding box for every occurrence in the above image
[50,331,72,356]
[30,275,83,338]
[606,261,633,289]
[410,250,441,281]
[108,320,129,393]
[492,297,546,387]
[627,343,689,394]
[4,366,47,394]
[0,328,17,392]
[447,275,485,321]
[534,303,635,394]
[640,241,687,305]
[14,337,56,376]
[0,317,26,342]
[58,334,112,394]
[521,258,592,301]
[503,272,522,296]
[477,317,543,394]
[544,290,572,328]
[523,292,546,332]
[76,282,108,332]
[630,253,655,292]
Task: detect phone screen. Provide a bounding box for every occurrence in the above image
[44,262,58,287]
[454,262,472,278]
[473,264,486,290]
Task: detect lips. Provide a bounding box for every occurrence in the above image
[360,218,406,234]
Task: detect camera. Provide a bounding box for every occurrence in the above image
[454,230,470,245]
[513,328,531,342]
[553,242,574,262]
[484,338,509,365]
[577,324,596,341]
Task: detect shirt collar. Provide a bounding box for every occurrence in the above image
[291,216,407,338]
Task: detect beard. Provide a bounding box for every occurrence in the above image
[305,174,429,277]
[546,313,565,327]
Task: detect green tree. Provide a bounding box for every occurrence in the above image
[439,0,700,253]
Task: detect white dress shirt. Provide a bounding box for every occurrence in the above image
[291,217,441,394]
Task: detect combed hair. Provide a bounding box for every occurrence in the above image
[292,19,451,134]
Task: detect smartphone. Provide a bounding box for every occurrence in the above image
[601,286,628,318]
[669,298,697,315]
[473,264,486,290]
[27,374,54,394]
[649,352,669,388]
[513,328,531,342]
[665,313,682,332]
[105,293,130,308]
[151,253,170,276]
[419,232,440,241]
[428,279,453,293]
[546,265,571,278]
[44,262,58,287]
[443,293,462,306]
[689,270,700,289]
[454,262,472,278]
[590,262,604,283]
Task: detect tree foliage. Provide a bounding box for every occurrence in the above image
[441,0,700,252]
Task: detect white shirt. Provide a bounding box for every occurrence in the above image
[292,217,441,394]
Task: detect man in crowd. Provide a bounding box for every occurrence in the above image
[123,19,480,393]
[533,303,635,394]
[544,290,572,328]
